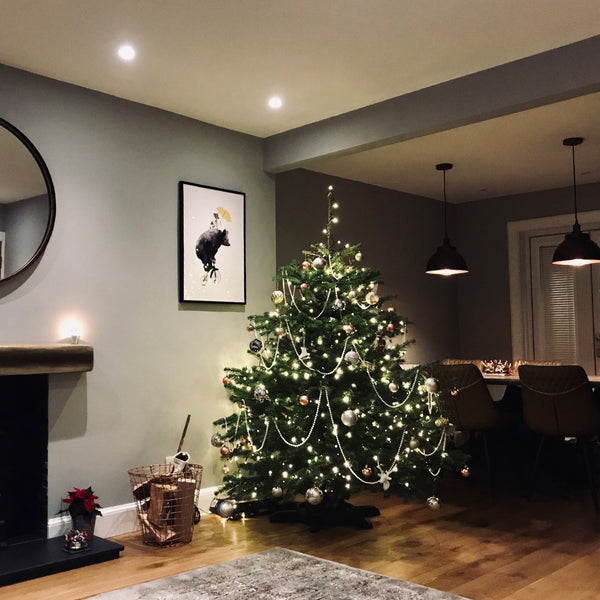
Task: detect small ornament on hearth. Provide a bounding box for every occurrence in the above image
[249,338,262,353]
[211,433,223,447]
[220,445,230,457]
[366,291,379,305]
[362,466,372,477]
[271,290,284,304]
[301,260,311,270]
[299,395,310,406]
[312,256,326,270]
[460,465,471,478]
[424,377,439,393]
[272,486,283,498]
[305,487,324,505]
[388,382,399,393]
[342,323,355,334]
[300,282,310,291]
[344,350,360,365]
[254,384,268,401]
[341,409,358,427]
[385,323,395,335]
[64,529,90,552]
[222,376,231,386]
[409,437,420,449]
[426,496,441,511]
[355,251,363,262]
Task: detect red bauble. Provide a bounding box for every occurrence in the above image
[222,376,231,386]
[220,445,230,457]
[386,323,395,334]
[301,260,310,269]
[362,466,372,477]
[300,283,309,291]
[299,395,310,406]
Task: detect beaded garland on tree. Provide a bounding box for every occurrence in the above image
[212,186,462,511]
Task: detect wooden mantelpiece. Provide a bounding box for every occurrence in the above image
[0,344,93,376]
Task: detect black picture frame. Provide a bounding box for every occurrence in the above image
[178,181,246,304]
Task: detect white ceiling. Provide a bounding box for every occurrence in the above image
[0,0,599,202]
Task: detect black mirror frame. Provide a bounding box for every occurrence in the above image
[0,117,56,284]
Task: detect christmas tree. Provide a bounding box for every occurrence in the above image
[212,186,461,525]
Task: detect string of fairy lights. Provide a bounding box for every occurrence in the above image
[215,185,449,506]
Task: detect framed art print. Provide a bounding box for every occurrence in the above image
[178,181,246,303]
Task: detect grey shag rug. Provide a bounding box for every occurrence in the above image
[88,547,469,599]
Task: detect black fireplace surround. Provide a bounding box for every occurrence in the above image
[0,344,123,586]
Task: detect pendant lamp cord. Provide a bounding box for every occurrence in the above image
[571,143,579,226]
[442,170,449,241]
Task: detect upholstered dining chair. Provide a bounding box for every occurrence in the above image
[518,364,600,512]
[432,362,508,492]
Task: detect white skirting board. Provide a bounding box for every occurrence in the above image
[47,485,219,539]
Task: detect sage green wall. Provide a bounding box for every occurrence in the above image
[0,64,276,516]
[275,169,460,365]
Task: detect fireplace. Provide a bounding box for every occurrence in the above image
[0,374,48,547]
[0,344,123,586]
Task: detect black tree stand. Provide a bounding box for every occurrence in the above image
[270,497,380,532]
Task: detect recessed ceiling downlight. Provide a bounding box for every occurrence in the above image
[268,96,283,109]
[117,44,136,61]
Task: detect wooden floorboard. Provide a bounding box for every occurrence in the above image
[3,471,600,600]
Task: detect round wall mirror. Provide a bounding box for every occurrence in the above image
[0,117,55,283]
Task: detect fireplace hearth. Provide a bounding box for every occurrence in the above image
[0,344,123,587]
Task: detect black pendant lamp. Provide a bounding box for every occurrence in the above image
[426,163,468,276]
[552,137,600,266]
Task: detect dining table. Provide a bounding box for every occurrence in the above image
[483,372,600,386]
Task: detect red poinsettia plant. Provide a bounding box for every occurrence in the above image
[60,486,102,518]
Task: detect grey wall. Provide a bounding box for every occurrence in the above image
[276,169,460,364]
[0,64,276,516]
[456,182,600,360]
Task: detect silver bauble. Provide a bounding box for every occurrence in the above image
[409,437,420,449]
[305,487,324,505]
[312,256,326,270]
[218,499,236,518]
[426,496,441,511]
[425,377,440,393]
[388,382,399,393]
[271,290,284,304]
[341,409,358,427]
[210,433,223,447]
[254,383,268,400]
[348,290,357,300]
[344,350,360,365]
[355,251,363,262]
[333,298,346,310]
[272,486,283,498]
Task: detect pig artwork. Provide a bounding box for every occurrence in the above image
[195,212,230,283]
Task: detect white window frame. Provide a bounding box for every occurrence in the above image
[507,210,600,362]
